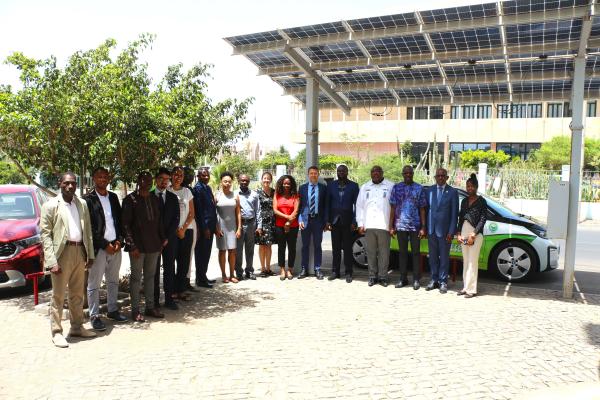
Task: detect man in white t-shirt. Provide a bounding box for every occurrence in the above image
[356,166,395,287]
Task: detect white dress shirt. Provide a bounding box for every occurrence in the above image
[97,193,116,242]
[65,200,83,242]
[356,179,395,230]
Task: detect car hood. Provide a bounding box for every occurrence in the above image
[491,213,546,231]
[0,219,39,242]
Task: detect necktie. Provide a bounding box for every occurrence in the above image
[158,192,165,213]
[309,185,316,215]
[437,186,442,202]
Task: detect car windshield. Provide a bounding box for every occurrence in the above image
[0,193,36,220]
[482,194,519,218]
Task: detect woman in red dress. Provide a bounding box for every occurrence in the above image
[272,175,300,281]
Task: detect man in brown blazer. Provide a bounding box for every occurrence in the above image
[40,172,96,348]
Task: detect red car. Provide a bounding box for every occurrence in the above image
[0,185,51,290]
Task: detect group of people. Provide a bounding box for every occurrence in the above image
[40,163,486,348]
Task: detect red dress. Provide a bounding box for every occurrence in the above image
[274,194,299,228]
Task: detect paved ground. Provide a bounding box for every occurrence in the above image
[1,243,599,399]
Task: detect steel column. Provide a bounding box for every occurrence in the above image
[305,77,319,171]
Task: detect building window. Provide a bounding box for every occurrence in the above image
[547,103,563,118]
[588,101,597,117]
[407,107,413,120]
[477,143,491,151]
[497,143,541,160]
[415,106,428,120]
[511,104,527,118]
[528,103,542,118]
[497,104,510,119]
[477,105,491,119]
[462,105,476,119]
[430,106,443,119]
[450,106,460,119]
[563,102,572,118]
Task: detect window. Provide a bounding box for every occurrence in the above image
[497,104,510,119]
[477,105,491,119]
[547,103,563,118]
[407,107,413,120]
[587,101,597,117]
[528,103,542,118]
[497,143,541,160]
[451,106,460,119]
[477,143,491,151]
[563,102,572,118]
[511,104,527,118]
[415,106,428,120]
[430,106,443,119]
[462,105,476,119]
[463,143,477,151]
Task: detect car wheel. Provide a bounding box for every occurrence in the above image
[489,240,538,282]
[352,235,368,269]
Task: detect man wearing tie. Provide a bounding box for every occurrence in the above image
[325,164,359,283]
[298,166,328,280]
[152,167,180,310]
[193,168,218,288]
[425,168,459,294]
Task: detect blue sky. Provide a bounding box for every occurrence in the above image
[0,0,475,155]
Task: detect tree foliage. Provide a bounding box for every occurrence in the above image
[459,149,511,169]
[0,160,30,184]
[259,145,292,170]
[355,154,407,185]
[529,136,600,171]
[0,35,253,186]
[218,151,258,181]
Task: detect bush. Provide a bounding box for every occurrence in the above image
[259,146,292,170]
[459,150,510,169]
[529,136,600,171]
[355,154,407,185]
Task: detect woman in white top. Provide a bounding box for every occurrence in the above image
[215,171,242,283]
[168,166,195,301]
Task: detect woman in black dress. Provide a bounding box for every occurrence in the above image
[255,172,275,277]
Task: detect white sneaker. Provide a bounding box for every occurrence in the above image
[52,333,69,348]
[68,327,97,338]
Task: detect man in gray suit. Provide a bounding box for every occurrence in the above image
[425,168,459,294]
[40,172,96,347]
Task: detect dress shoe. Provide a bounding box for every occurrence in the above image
[368,278,377,286]
[425,281,440,291]
[196,281,214,289]
[298,268,308,279]
[379,279,388,287]
[245,272,257,280]
[91,317,106,331]
[106,311,128,322]
[413,280,421,290]
[52,333,69,348]
[185,283,199,292]
[328,272,339,281]
[68,327,97,338]
[207,278,216,284]
[345,275,353,283]
[236,274,245,281]
[464,293,476,298]
[457,290,467,296]
[144,308,165,318]
[439,283,448,294]
[395,279,409,288]
[315,270,324,280]
[165,301,179,310]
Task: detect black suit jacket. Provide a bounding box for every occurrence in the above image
[298,182,328,225]
[83,189,123,255]
[152,189,180,240]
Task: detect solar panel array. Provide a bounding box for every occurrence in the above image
[226,0,598,108]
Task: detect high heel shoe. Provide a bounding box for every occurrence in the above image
[280,268,286,281]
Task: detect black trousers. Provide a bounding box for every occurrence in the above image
[275,226,298,268]
[331,223,354,276]
[194,231,214,284]
[175,229,193,294]
[397,231,421,281]
[154,234,178,305]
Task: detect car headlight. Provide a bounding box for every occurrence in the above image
[14,234,41,249]
[528,226,547,239]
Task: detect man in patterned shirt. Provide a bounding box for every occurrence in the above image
[389,165,427,290]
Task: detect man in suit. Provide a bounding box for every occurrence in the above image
[40,172,96,348]
[425,167,459,294]
[152,167,180,310]
[298,166,328,280]
[84,167,128,332]
[325,164,359,283]
[193,167,217,288]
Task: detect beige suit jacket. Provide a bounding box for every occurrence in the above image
[40,194,95,269]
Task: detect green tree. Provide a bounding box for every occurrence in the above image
[529,136,600,170]
[318,154,357,170]
[355,154,406,185]
[459,150,511,169]
[0,160,30,184]
[259,145,292,170]
[219,151,258,181]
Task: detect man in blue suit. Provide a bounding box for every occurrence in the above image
[298,166,328,280]
[325,164,359,283]
[426,168,459,294]
[193,168,217,288]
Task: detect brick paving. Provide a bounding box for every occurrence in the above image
[1,248,599,399]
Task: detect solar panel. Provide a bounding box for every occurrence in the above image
[590,16,600,38]
[284,22,347,39]
[347,13,418,31]
[362,35,430,56]
[295,94,333,104]
[420,3,497,24]
[512,80,572,93]
[505,19,582,46]
[585,79,600,92]
[453,83,509,96]
[345,89,395,102]
[383,67,441,81]
[587,55,600,70]
[502,0,590,16]
[225,30,283,47]
[429,27,502,52]
[327,71,382,85]
[510,59,573,74]
[445,63,506,77]
[395,86,449,98]
[276,77,307,89]
[301,42,364,62]
[247,51,293,68]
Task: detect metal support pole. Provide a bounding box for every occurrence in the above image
[305,77,319,171]
[562,55,586,299]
